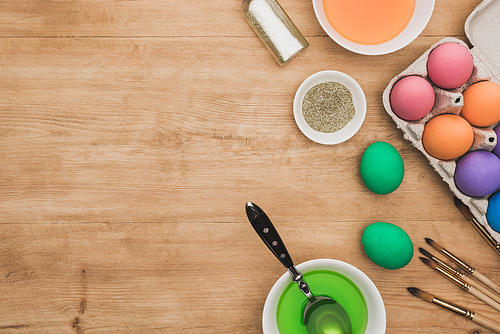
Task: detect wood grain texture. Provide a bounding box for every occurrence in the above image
[0,0,482,37]
[0,36,476,224]
[0,221,499,333]
[0,0,499,333]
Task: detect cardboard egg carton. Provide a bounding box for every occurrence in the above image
[382,0,500,242]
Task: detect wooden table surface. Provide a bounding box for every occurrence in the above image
[1,0,499,333]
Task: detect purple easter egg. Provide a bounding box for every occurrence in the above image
[493,125,500,158]
[455,151,500,197]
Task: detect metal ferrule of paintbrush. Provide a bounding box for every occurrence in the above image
[441,248,475,274]
[435,260,466,281]
[421,257,500,312]
[468,216,500,253]
[432,296,474,319]
[437,261,500,305]
[419,248,465,279]
[454,197,500,255]
[426,238,500,295]
[408,288,500,332]
[420,257,468,289]
[435,264,470,290]
[408,287,473,318]
[425,238,475,274]
[434,257,464,279]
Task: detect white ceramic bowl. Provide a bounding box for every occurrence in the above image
[312,0,435,55]
[262,259,386,334]
[294,70,366,145]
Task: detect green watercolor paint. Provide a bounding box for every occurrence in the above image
[276,270,368,334]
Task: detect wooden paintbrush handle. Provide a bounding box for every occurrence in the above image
[473,313,500,333]
[468,278,500,305]
[469,286,500,312]
[474,271,500,295]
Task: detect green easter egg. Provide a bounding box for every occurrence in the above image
[360,141,404,194]
[362,222,413,269]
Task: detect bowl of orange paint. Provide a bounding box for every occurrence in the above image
[312,0,435,55]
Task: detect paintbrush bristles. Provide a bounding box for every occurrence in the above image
[419,247,458,273]
[425,237,443,251]
[454,197,475,221]
[419,247,433,259]
[407,287,434,303]
[420,256,438,269]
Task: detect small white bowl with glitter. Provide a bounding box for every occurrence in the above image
[294,70,366,145]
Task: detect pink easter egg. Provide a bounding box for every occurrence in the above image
[390,76,435,121]
[427,43,474,89]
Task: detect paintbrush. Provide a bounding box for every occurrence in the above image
[420,257,500,312]
[407,287,500,332]
[454,197,500,256]
[426,238,500,295]
[419,248,500,304]
[419,248,458,276]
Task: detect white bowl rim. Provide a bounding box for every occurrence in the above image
[293,70,366,145]
[262,259,386,334]
[312,0,435,55]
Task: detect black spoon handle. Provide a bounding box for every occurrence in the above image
[246,202,294,269]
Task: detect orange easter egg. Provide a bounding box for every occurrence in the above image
[422,114,474,160]
[461,81,500,127]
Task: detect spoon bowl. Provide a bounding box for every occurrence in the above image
[304,296,352,334]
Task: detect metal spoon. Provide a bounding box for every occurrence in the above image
[246,202,352,334]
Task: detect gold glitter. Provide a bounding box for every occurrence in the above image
[302,82,356,133]
[242,0,309,66]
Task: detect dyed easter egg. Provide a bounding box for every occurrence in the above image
[493,126,500,158]
[422,114,474,160]
[390,76,435,121]
[360,141,404,195]
[427,43,473,89]
[455,151,500,197]
[487,191,500,233]
[362,222,413,269]
[461,81,500,127]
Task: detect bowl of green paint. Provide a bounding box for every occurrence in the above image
[262,259,385,334]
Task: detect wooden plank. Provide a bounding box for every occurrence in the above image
[0,221,498,333]
[0,0,482,38]
[0,36,473,224]
[1,1,497,333]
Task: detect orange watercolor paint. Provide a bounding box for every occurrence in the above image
[323,0,415,45]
